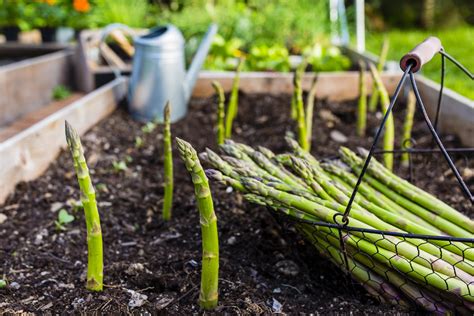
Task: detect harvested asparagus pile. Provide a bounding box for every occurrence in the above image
[201,138,474,313]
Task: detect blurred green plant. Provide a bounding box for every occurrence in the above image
[52,85,72,101]
[91,0,152,28]
[161,0,347,72]
[246,44,290,72]
[26,0,68,29]
[0,0,28,29]
[55,208,75,231]
[366,27,474,99]
[304,43,352,72]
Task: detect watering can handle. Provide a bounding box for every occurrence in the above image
[400,36,442,73]
[99,23,137,79]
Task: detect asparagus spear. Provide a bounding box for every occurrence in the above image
[357,61,367,137]
[321,161,444,234]
[401,91,416,167]
[211,81,226,145]
[225,58,244,138]
[305,76,318,149]
[341,147,474,234]
[162,102,174,221]
[244,183,473,300]
[293,62,309,151]
[176,138,219,309]
[285,136,320,167]
[368,38,389,112]
[369,63,394,170]
[65,121,103,291]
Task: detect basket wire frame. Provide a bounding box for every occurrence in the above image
[277,51,474,313]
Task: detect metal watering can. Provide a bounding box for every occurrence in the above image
[128,24,218,123]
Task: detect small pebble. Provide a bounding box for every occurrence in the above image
[10,282,20,290]
[275,260,300,277]
[273,287,281,293]
[0,213,7,224]
[125,263,145,276]
[270,298,282,313]
[227,236,237,245]
[127,289,148,308]
[330,130,348,143]
[50,202,63,213]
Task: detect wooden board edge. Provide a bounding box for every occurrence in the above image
[193,71,401,101]
[0,77,127,204]
[415,75,474,146]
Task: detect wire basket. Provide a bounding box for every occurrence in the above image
[272,213,474,314]
[274,38,474,313]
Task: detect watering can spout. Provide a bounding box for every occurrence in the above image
[184,24,218,102]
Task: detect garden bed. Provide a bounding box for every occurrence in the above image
[0,46,73,127]
[0,89,472,313]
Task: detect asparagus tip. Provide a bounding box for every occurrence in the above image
[164,101,171,119]
[64,120,80,149]
[175,137,196,159]
[205,169,222,181]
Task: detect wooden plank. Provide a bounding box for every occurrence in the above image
[0,49,74,127]
[415,75,474,146]
[0,77,127,203]
[0,93,84,142]
[193,71,401,100]
[0,43,70,58]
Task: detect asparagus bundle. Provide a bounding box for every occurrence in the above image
[202,139,474,312]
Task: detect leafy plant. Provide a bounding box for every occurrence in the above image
[55,208,75,231]
[0,0,28,29]
[52,85,72,101]
[0,279,6,288]
[246,44,290,72]
[141,122,156,134]
[26,0,68,28]
[91,0,151,28]
[112,160,127,172]
[304,43,352,72]
[134,136,144,148]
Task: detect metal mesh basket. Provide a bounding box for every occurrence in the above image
[274,39,474,313]
[272,214,474,313]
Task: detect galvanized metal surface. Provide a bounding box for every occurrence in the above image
[128,24,217,123]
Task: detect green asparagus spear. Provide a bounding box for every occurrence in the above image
[305,76,318,149]
[225,58,244,138]
[211,81,226,145]
[176,138,219,309]
[369,63,394,170]
[340,147,474,234]
[368,38,389,112]
[401,91,416,167]
[162,102,173,221]
[65,121,103,291]
[293,62,309,151]
[357,61,367,137]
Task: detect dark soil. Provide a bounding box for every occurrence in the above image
[0,92,472,314]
